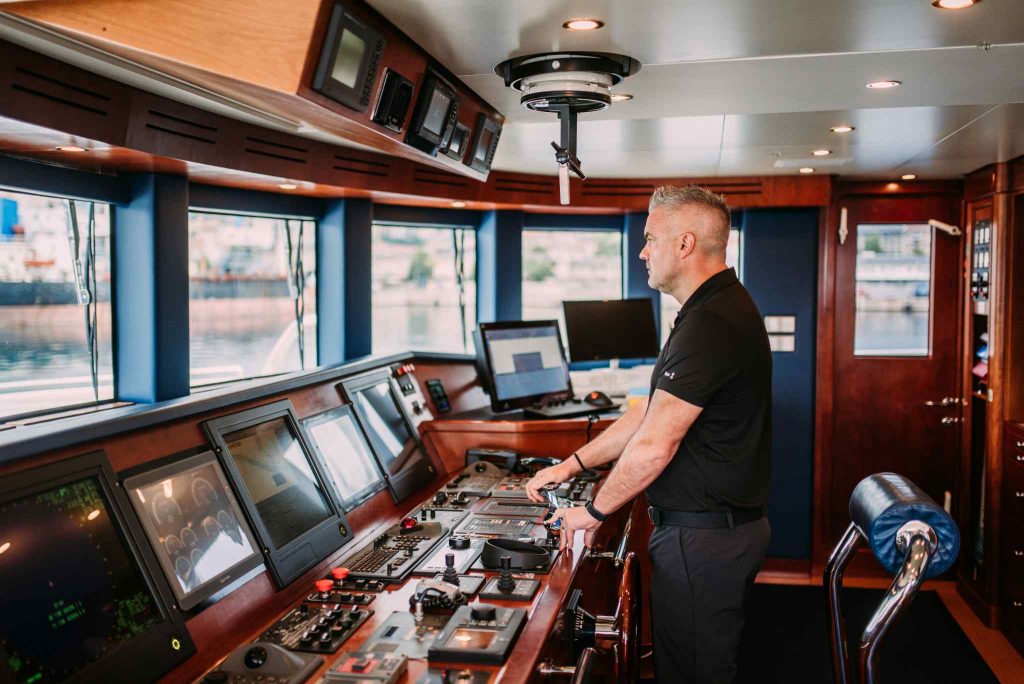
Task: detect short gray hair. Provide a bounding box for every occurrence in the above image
[648,185,731,256]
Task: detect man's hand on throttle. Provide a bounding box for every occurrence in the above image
[525,461,574,503]
[550,506,602,551]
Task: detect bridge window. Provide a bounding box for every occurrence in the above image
[522,229,623,336]
[661,228,741,341]
[371,223,477,355]
[188,211,317,387]
[853,224,931,356]
[0,190,114,420]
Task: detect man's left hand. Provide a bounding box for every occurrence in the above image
[550,506,602,552]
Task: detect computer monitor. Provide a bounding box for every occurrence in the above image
[0,451,195,684]
[301,404,388,512]
[563,299,661,362]
[202,400,354,588]
[475,320,573,412]
[122,447,264,611]
[339,371,437,503]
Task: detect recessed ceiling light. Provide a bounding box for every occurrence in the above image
[277,183,298,190]
[812,149,832,156]
[830,125,855,133]
[799,167,815,174]
[451,201,466,208]
[611,93,634,102]
[87,509,101,521]
[0,542,9,555]
[563,18,604,30]
[932,0,979,9]
[886,182,900,190]
[55,145,87,152]
[901,174,917,180]
[866,80,901,89]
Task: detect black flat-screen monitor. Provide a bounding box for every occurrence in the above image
[475,320,573,412]
[301,404,387,512]
[466,113,501,173]
[563,299,661,362]
[122,448,264,611]
[202,400,353,588]
[0,451,194,684]
[339,371,436,503]
[311,3,386,113]
[406,72,459,155]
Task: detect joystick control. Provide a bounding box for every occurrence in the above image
[470,602,497,621]
[442,553,459,584]
[497,556,515,593]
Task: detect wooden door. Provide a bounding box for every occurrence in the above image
[827,193,964,545]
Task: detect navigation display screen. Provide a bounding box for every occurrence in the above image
[475,128,494,162]
[0,476,163,683]
[124,451,261,610]
[422,88,452,136]
[484,323,570,401]
[330,28,366,88]
[224,417,333,549]
[352,382,422,477]
[303,406,386,511]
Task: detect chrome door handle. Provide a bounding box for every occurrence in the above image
[940,416,960,425]
[924,397,959,407]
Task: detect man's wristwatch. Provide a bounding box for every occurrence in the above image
[584,498,608,522]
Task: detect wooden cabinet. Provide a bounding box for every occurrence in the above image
[1002,423,1024,653]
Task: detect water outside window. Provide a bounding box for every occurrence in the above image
[371,224,476,355]
[660,229,741,341]
[522,230,622,337]
[853,223,932,356]
[189,212,316,387]
[0,190,113,420]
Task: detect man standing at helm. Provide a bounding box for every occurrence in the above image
[527,185,772,683]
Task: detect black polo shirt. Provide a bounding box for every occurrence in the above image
[646,267,772,512]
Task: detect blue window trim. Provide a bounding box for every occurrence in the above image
[0,155,130,205]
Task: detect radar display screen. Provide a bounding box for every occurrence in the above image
[0,476,163,683]
[302,405,386,512]
[123,449,262,610]
[223,417,334,549]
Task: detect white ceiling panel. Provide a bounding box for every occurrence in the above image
[369,0,1024,74]
[367,0,1024,179]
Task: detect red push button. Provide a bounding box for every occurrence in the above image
[315,579,334,593]
[331,567,350,580]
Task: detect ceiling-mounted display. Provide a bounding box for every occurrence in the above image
[466,113,502,174]
[406,70,459,156]
[372,68,415,133]
[312,3,386,113]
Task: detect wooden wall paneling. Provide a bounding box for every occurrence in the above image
[8,0,320,93]
[1007,188,1024,422]
[125,90,239,169]
[812,205,837,576]
[0,39,131,145]
[410,360,489,417]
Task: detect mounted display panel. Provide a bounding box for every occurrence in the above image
[371,68,414,133]
[0,451,195,684]
[466,113,502,173]
[474,320,573,412]
[406,70,459,155]
[203,400,354,589]
[444,121,471,161]
[301,404,387,512]
[121,447,264,612]
[339,371,436,503]
[311,2,386,113]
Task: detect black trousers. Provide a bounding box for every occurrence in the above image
[648,517,771,683]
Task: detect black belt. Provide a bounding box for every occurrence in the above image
[481,538,550,570]
[648,506,765,530]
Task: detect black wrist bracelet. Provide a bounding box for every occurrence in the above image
[572,452,585,472]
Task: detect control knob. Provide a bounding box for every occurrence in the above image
[470,603,497,621]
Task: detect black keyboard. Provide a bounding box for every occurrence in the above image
[523,402,617,419]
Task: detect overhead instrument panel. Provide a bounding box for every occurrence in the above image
[312,2,386,113]
[122,447,264,611]
[0,451,194,684]
[203,400,354,588]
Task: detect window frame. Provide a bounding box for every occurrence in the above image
[369,218,479,356]
[520,224,627,312]
[186,208,320,389]
[0,185,120,425]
